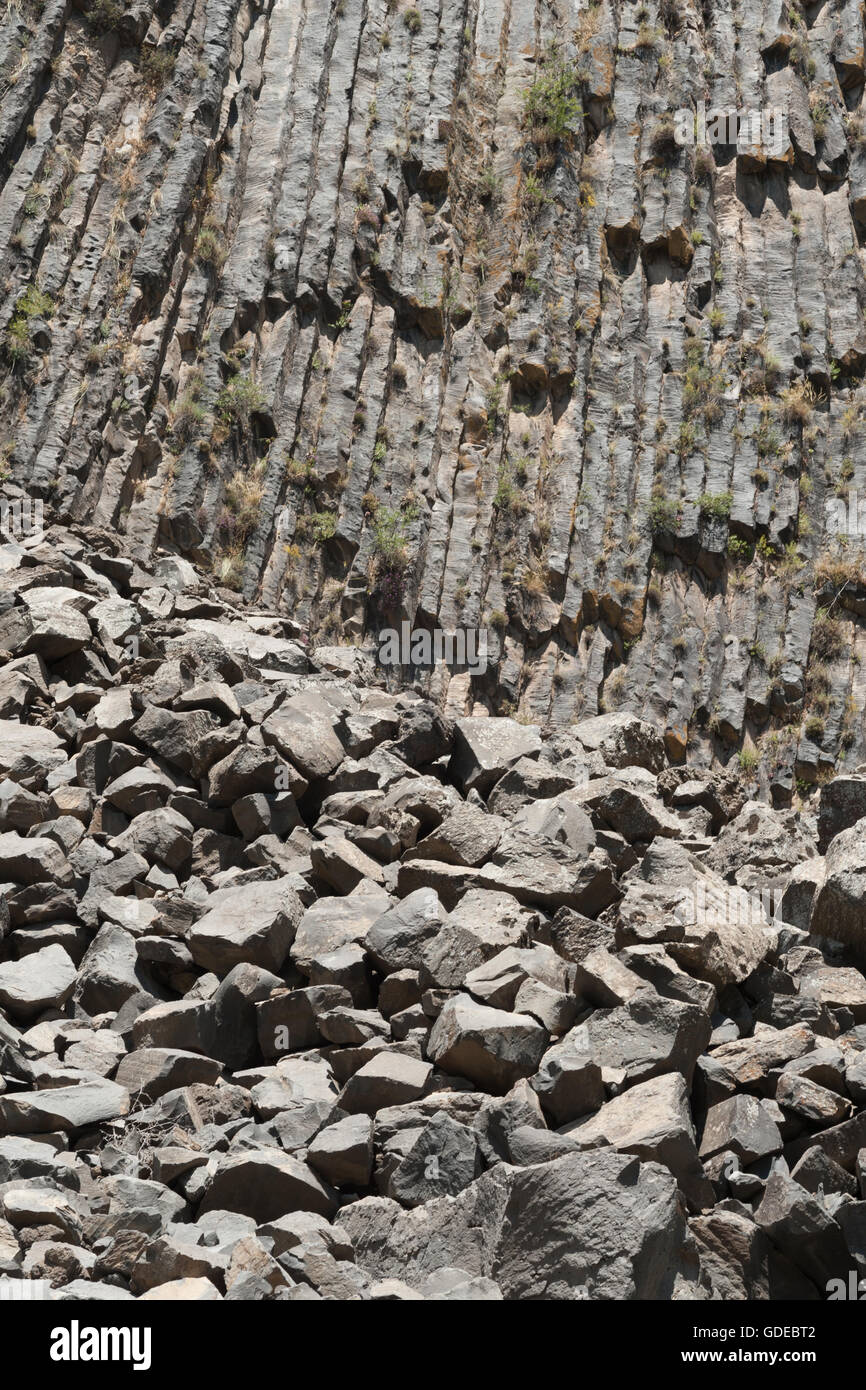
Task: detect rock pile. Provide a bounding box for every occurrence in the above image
[3,523,866,1301]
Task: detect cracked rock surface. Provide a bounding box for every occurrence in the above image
[4,0,866,1304]
[0,521,864,1301]
[2,0,866,791]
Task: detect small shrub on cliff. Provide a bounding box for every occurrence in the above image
[805,714,826,741]
[699,491,733,522]
[780,380,819,426]
[727,536,753,564]
[141,47,176,92]
[810,610,845,662]
[171,395,208,445]
[196,220,227,271]
[3,283,52,367]
[299,511,337,545]
[369,505,409,609]
[216,374,267,432]
[649,492,679,534]
[86,0,125,31]
[223,465,265,542]
[522,57,581,149]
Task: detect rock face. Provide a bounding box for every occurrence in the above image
[1,0,866,791]
[3,0,866,1307]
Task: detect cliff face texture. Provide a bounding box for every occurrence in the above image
[4,0,866,793]
[8,0,866,1313]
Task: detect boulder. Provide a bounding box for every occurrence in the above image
[449,717,542,796]
[0,944,77,1019]
[307,1114,374,1188]
[567,1072,714,1210]
[530,1026,604,1124]
[199,1153,337,1223]
[811,817,866,949]
[338,1054,433,1115]
[428,995,549,1094]
[0,1080,130,1134]
[342,1148,691,1299]
[187,879,301,975]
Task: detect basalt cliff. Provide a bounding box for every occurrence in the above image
[3,0,866,785]
[2,0,866,1307]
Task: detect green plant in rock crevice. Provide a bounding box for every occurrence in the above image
[3,283,52,366]
[215,373,267,433]
[369,503,411,609]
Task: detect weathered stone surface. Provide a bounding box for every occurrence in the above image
[263,693,345,781]
[343,1149,690,1299]
[811,818,866,948]
[188,880,301,975]
[110,809,194,871]
[571,715,665,773]
[115,1048,222,1100]
[776,1072,852,1126]
[131,706,219,776]
[789,1146,857,1198]
[365,889,445,975]
[0,831,72,886]
[572,947,644,1007]
[573,1074,715,1213]
[462,943,572,1010]
[0,722,65,779]
[310,836,384,893]
[614,873,775,990]
[256,984,351,1059]
[0,1080,129,1134]
[307,1114,374,1189]
[419,890,536,989]
[428,996,549,1094]
[584,991,712,1089]
[138,1278,222,1301]
[74,923,152,1015]
[292,885,391,973]
[530,1026,604,1125]
[406,805,507,868]
[708,1027,817,1094]
[0,944,76,1019]
[388,1113,480,1207]
[689,1210,818,1301]
[449,719,542,797]
[699,1095,783,1165]
[706,803,817,891]
[199,1153,337,1223]
[818,776,866,852]
[754,1174,850,1288]
[338,1054,433,1115]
